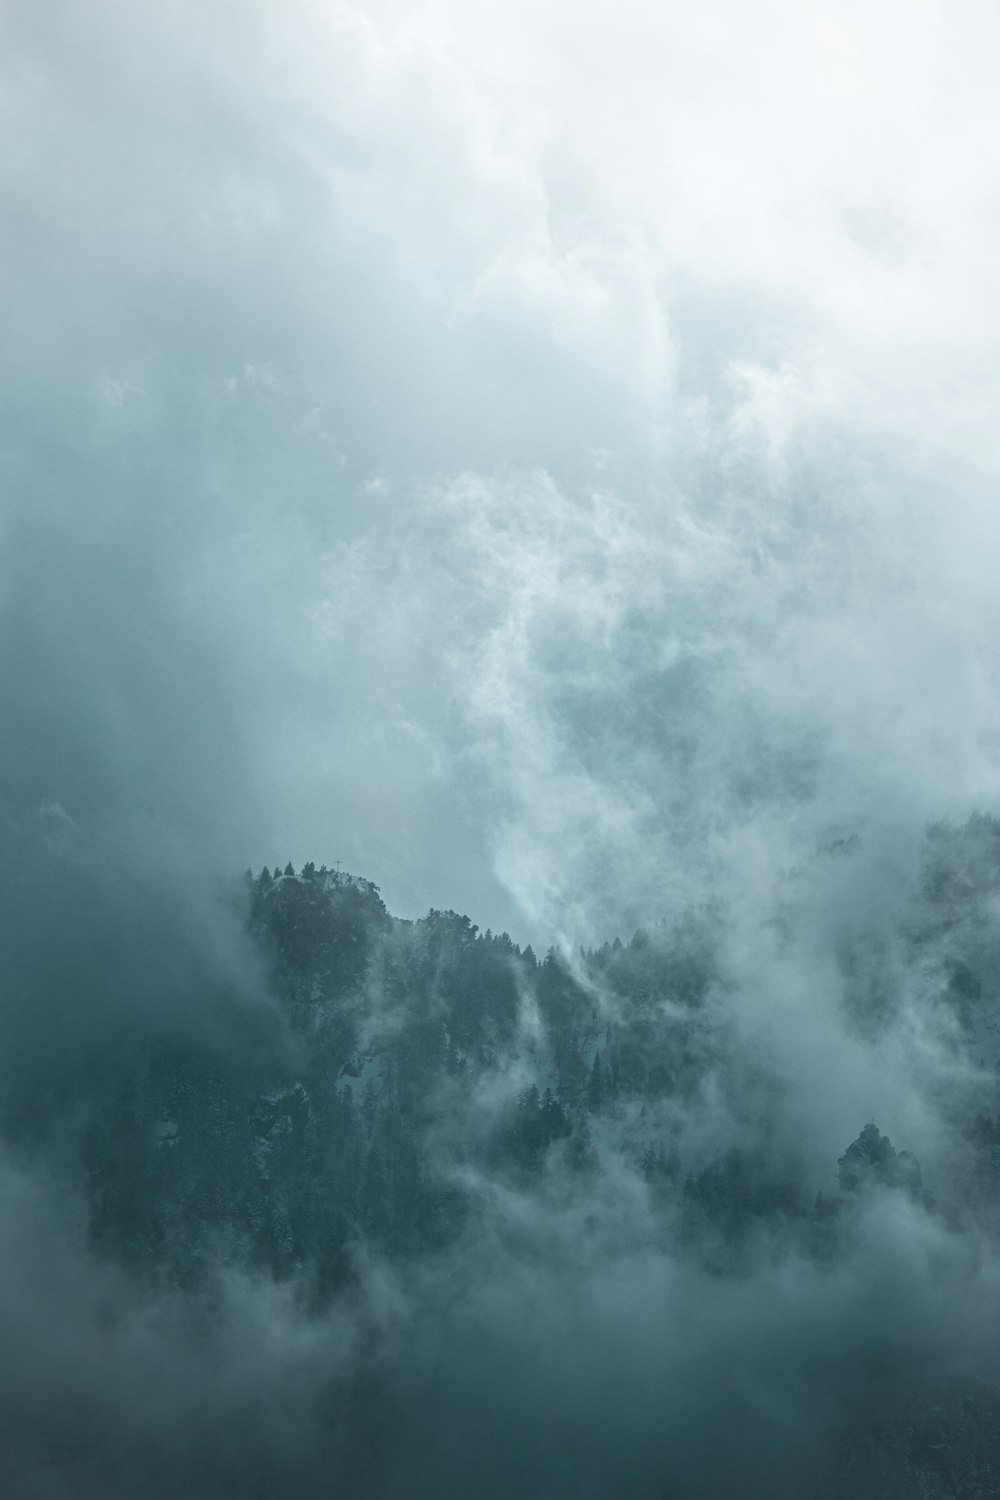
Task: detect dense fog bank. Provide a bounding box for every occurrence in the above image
[7,1,1000,1493]
[2,832,1000,1496]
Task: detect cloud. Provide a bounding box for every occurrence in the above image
[4,2,1000,1493]
[6,0,1000,937]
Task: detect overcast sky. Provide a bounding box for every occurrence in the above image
[8,11,1000,1497]
[5,0,1000,946]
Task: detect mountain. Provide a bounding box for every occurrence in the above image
[13,821,1000,1497]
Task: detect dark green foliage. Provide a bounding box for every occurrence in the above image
[28,817,1000,1499]
[81,861,953,1303]
[489,1085,571,1178]
[825,1383,1000,1500]
[641,1139,680,1189]
[837,1123,924,1198]
[250,866,390,1015]
[681,1146,810,1264]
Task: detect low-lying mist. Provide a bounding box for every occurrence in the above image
[7,1,1000,1494]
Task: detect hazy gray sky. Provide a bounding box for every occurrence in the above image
[7,13,1000,1496]
[5,0,1000,945]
